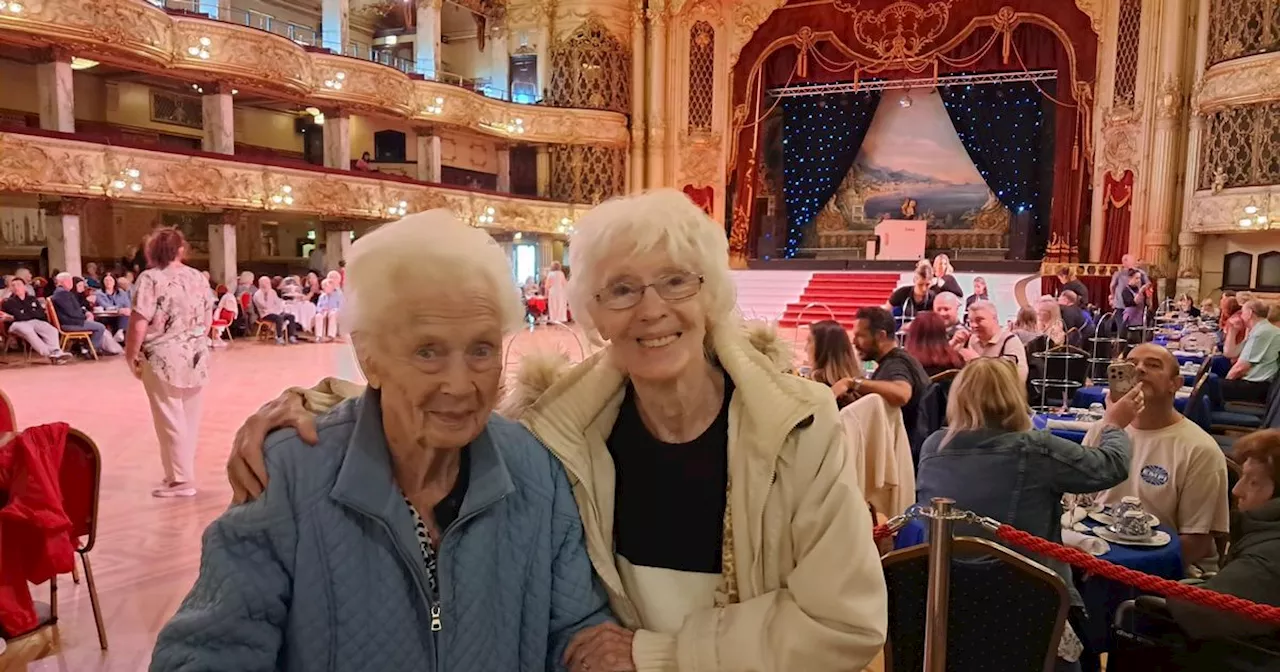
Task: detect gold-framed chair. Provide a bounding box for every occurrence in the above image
[43,300,96,360]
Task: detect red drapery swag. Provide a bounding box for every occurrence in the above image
[683,184,715,216]
[1101,169,1134,264]
[728,0,1098,261]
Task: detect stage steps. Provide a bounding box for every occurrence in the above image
[778,272,901,329]
[731,270,813,322]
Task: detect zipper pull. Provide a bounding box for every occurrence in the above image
[430,603,443,632]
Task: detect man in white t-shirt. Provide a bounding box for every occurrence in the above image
[1086,344,1230,566]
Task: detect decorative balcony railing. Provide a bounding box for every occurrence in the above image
[0,0,628,147]
[0,128,587,234]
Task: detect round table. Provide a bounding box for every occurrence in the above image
[1076,518,1184,654]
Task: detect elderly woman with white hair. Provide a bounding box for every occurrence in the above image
[224,189,888,672]
[151,211,611,672]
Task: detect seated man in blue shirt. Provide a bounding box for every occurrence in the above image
[50,272,121,356]
[1224,299,1280,404]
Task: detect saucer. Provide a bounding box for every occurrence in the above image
[1094,527,1171,547]
[1089,510,1160,527]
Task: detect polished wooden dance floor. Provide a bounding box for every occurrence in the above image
[2,325,885,672]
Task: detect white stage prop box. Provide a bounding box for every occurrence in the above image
[874,219,926,261]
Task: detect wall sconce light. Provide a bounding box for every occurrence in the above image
[513,232,523,241]
[192,83,205,94]
[556,217,574,235]
[424,96,445,115]
[109,167,143,194]
[386,200,408,217]
[477,206,496,225]
[323,71,346,90]
[505,118,526,135]
[0,1,25,14]
[187,36,212,60]
[270,184,295,206]
[1239,204,1270,230]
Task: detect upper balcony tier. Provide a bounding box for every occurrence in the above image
[0,126,587,232]
[0,0,629,147]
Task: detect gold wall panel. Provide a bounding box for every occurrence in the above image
[1185,186,1280,234]
[0,131,587,233]
[0,0,628,147]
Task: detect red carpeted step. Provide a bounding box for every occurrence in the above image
[776,272,901,331]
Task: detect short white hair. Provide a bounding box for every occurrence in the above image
[55,272,72,284]
[566,190,735,332]
[969,299,998,320]
[344,209,523,334]
[934,292,959,308]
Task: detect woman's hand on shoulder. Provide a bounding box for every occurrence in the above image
[228,389,318,504]
[564,622,636,672]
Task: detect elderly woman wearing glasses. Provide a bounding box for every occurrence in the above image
[150,212,610,672]
[225,190,887,672]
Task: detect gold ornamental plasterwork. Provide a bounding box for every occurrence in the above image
[728,0,787,67]
[0,0,626,148]
[1074,0,1102,34]
[1185,186,1280,234]
[0,131,587,232]
[832,0,955,62]
[1194,52,1280,112]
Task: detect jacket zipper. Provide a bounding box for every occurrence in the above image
[431,492,510,635]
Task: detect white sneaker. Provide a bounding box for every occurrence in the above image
[152,484,197,498]
[114,330,125,343]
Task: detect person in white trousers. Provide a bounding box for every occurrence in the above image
[125,227,214,498]
[544,261,568,324]
[313,278,343,342]
[1,276,72,364]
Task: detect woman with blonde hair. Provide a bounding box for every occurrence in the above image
[1012,305,1040,344]
[1036,296,1069,346]
[916,356,1142,671]
[805,319,863,408]
[931,254,964,297]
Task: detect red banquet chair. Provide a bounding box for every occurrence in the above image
[49,428,108,650]
[0,387,14,433]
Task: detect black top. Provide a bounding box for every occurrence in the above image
[1,294,46,322]
[889,286,935,316]
[1061,280,1090,306]
[935,275,964,297]
[965,293,988,309]
[608,373,732,574]
[433,447,471,531]
[1061,304,1088,335]
[872,348,931,443]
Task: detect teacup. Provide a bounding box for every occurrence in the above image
[1112,496,1143,520]
[1111,510,1153,539]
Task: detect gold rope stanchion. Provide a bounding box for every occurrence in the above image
[923,497,956,672]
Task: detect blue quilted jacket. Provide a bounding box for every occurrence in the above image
[150,390,611,672]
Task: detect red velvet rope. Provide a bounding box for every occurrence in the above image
[994,524,1280,624]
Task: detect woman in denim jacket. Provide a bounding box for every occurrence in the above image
[915,357,1143,671]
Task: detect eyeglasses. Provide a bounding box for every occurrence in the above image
[594,272,704,310]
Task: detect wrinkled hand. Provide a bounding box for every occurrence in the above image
[564,623,636,672]
[1103,385,1144,429]
[228,389,317,504]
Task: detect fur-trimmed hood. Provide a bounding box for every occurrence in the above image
[497,319,794,420]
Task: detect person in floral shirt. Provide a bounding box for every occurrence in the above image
[124,227,214,498]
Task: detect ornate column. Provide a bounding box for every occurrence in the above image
[536,145,550,196]
[1140,0,1190,275]
[321,0,350,54]
[490,24,511,99]
[36,51,74,133]
[630,0,646,190]
[497,144,512,192]
[416,0,443,79]
[43,198,86,277]
[535,0,555,98]
[1176,0,1212,300]
[416,128,442,182]
[644,1,667,188]
[323,112,351,170]
[201,84,235,155]
[324,221,354,272]
[209,210,242,286]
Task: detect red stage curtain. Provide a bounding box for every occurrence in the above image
[1101,170,1133,264]
[683,185,714,216]
[729,0,1097,261]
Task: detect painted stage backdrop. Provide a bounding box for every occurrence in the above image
[811,90,1009,254]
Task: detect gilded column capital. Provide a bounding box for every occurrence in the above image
[1155,74,1185,121]
[645,6,668,27]
[324,219,357,232]
[42,197,88,217]
[219,210,249,228]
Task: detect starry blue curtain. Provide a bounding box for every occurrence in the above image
[937,81,1046,221]
[780,91,880,258]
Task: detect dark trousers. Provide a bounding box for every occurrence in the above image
[261,313,299,339]
[1221,378,1271,405]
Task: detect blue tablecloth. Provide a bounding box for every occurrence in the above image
[1032,413,1089,443]
[1073,385,1198,413]
[1076,519,1184,653]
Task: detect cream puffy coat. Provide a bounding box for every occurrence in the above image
[291,321,887,672]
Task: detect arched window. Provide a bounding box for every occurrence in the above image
[1112,0,1141,109]
[1224,251,1255,289]
[373,130,407,163]
[1257,251,1280,290]
[688,21,715,133]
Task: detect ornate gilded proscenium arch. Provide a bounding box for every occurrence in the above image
[727,1,1098,263]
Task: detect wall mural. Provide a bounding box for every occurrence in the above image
[813,91,1008,252]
